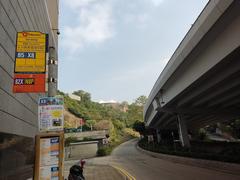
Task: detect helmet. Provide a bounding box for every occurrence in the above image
[70,165,83,176]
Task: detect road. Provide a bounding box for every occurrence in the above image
[86,139,240,180]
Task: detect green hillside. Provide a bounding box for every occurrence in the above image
[58,90,146,145]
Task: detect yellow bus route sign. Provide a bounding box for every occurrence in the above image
[14,32,48,73]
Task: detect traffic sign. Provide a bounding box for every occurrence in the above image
[13,73,46,93]
[14,31,48,73]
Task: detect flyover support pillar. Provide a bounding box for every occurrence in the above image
[177,115,190,148]
[156,129,161,143]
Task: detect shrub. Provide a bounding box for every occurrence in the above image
[65,137,78,146]
[133,121,145,135]
[83,137,92,141]
[124,128,140,138]
[138,139,240,164]
[97,146,112,156]
[112,119,125,130]
[198,128,207,140]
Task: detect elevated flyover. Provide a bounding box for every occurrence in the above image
[144,0,240,147]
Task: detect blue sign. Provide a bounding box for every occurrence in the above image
[16,52,36,59]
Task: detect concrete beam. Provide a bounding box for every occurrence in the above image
[144,0,234,114]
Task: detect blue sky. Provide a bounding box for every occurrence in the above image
[59,0,208,103]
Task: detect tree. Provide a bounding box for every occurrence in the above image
[94,120,111,130]
[85,120,96,130]
[112,119,125,130]
[73,90,91,102]
[135,95,147,106]
[133,121,145,135]
[126,103,143,127]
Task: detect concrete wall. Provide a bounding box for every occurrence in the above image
[65,130,107,140]
[65,142,99,160]
[0,0,58,179]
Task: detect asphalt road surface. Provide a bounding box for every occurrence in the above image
[87,139,240,180]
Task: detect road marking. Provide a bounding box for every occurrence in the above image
[112,165,136,180]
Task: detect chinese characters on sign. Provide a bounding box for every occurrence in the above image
[38,96,64,132]
[13,31,48,93]
[15,31,47,73]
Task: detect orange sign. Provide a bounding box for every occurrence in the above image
[13,74,46,93]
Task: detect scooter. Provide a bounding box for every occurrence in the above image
[68,160,86,180]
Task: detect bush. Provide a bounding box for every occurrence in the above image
[198,128,207,140]
[68,107,82,118]
[82,137,93,141]
[133,121,145,135]
[112,119,125,130]
[65,137,78,146]
[124,128,140,138]
[138,139,240,164]
[97,146,112,156]
[81,124,91,131]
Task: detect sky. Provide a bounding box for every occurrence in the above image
[58,0,208,103]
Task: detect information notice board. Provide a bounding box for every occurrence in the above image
[38,96,64,132]
[34,132,64,180]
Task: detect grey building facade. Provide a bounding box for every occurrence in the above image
[0,0,59,179]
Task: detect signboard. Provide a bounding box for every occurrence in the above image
[13,31,48,93]
[15,31,48,73]
[38,96,64,132]
[80,118,85,126]
[13,74,46,93]
[39,137,59,180]
[40,137,59,166]
[34,133,64,180]
[39,166,59,180]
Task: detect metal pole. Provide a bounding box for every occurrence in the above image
[48,46,58,97]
